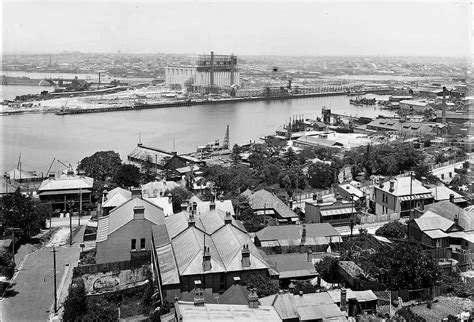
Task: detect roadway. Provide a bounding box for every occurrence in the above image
[1,230,83,321]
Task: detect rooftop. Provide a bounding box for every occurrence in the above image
[424,201,472,231]
[375,177,432,198]
[242,189,298,219]
[38,172,93,192]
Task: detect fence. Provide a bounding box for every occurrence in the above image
[375,286,445,304]
[360,213,400,225]
[73,260,133,277]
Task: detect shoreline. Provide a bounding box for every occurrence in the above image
[1,91,349,116]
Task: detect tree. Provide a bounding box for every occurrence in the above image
[114,164,141,188]
[279,165,306,199]
[376,221,407,239]
[233,195,265,232]
[293,280,319,294]
[1,189,46,238]
[142,155,157,183]
[413,163,439,184]
[166,187,192,213]
[307,162,334,189]
[77,151,122,182]
[63,278,87,321]
[231,144,242,166]
[314,256,340,283]
[82,297,118,321]
[284,147,298,167]
[246,274,279,297]
[363,243,441,290]
[0,250,16,279]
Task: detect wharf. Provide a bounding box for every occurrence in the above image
[54,91,345,115]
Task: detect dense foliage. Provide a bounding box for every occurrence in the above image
[0,250,16,279]
[440,271,473,298]
[314,256,340,283]
[344,143,423,178]
[114,164,141,188]
[233,195,268,232]
[375,221,407,239]
[1,189,46,238]
[77,151,122,182]
[246,274,279,297]
[166,187,192,213]
[63,278,87,321]
[360,243,441,290]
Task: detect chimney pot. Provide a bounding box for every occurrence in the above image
[379,176,384,188]
[225,211,232,224]
[340,288,347,311]
[312,193,317,201]
[389,179,395,192]
[449,194,455,204]
[210,200,216,211]
[248,288,259,308]
[454,213,459,225]
[188,213,196,227]
[317,194,323,204]
[193,280,205,306]
[241,244,251,268]
[202,246,212,271]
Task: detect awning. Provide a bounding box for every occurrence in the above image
[399,193,433,202]
[320,208,354,217]
[38,189,92,196]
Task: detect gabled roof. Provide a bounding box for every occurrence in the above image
[164,210,269,276]
[175,302,282,321]
[375,177,432,197]
[424,201,472,231]
[429,185,465,203]
[218,284,251,305]
[38,173,93,192]
[103,187,131,208]
[128,144,173,166]
[266,253,317,279]
[196,200,235,217]
[242,189,298,219]
[416,211,455,232]
[97,197,165,243]
[141,180,180,197]
[144,196,174,217]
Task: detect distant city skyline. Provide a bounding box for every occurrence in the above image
[2,0,472,58]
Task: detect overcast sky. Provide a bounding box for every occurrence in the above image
[2,0,472,57]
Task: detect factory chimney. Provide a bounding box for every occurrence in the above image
[442,86,447,124]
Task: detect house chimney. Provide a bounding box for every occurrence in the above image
[66,168,74,176]
[336,194,343,203]
[449,194,455,204]
[193,280,205,306]
[188,213,196,227]
[389,179,395,193]
[181,200,189,212]
[317,194,323,204]
[312,193,317,201]
[233,276,241,285]
[454,213,459,226]
[131,187,142,199]
[421,176,427,187]
[289,198,293,209]
[379,177,384,188]
[168,193,172,204]
[133,206,145,219]
[301,224,307,244]
[192,202,197,215]
[340,288,347,312]
[241,244,251,268]
[307,246,313,262]
[248,288,259,308]
[78,170,85,178]
[210,200,216,211]
[225,211,232,225]
[202,246,212,272]
[49,173,55,179]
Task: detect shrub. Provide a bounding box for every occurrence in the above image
[246,274,279,297]
[63,278,87,321]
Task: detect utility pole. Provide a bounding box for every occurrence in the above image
[67,200,75,246]
[79,187,82,227]
[7,227,22,265]
[52,246,58,314]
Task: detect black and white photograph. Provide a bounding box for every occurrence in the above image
[0,0,473,320]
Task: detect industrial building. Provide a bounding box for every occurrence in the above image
[165,52,240,89]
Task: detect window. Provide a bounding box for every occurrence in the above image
[449,172,452,178]
[441,174,445,180]
[131,239,136,251]
[140,238,146,250]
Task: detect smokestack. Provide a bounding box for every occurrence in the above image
[230,54,235,86]
[340,288,347,312]
[210,51,215,86]
[241,244,250,268]
[202,246,212,272]
[442,86,447,124]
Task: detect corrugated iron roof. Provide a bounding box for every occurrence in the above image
[256,223,340,242]
[38,174,93,192]
[424,229,449,239]
[320,207,354,217]
[155,243,180,286]
[375,177,431,197]
[244,189,298,219]
[416,212,454,232]
[425,201,472,231]
[296,304,345,321]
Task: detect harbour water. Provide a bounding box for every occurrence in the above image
[1,94,395,173]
